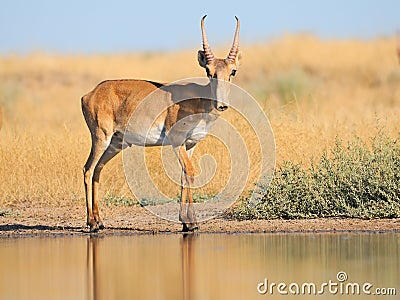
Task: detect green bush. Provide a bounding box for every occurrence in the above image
[140,192,218,207]
[229,131,400,220]
[102,194,138,207]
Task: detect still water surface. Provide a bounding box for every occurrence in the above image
[0,233,398,300]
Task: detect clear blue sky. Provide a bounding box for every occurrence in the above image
[0,0,399,54]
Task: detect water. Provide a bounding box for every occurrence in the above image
[0,233,398,300]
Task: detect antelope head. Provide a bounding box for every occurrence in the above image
[198,15,241,112]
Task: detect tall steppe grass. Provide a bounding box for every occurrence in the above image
[1,35,400,219]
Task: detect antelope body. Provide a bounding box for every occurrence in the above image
[82,16,241,232]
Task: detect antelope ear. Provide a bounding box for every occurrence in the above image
[235,51,242,67]
[198,50,208,68]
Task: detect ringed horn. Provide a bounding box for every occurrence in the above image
[226,16,240,63]
[201,15,240,64]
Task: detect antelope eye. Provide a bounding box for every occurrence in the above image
[230,69,237,77]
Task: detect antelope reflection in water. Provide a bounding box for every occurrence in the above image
[86,234,198,300]
[181,233,197,300]
[86,237,99,300]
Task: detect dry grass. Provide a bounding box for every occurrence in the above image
[1,35,400,207]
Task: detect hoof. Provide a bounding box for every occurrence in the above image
[87,221,104,233]
[182,223,199,232]
[89,223,99,233]
[97,222,105,230]
[94,216,104,230]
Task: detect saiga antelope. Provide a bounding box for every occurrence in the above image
[82,16,241,232]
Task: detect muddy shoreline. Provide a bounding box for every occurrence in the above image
[0,204,399,237]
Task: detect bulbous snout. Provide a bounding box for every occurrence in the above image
[211,78,230,112]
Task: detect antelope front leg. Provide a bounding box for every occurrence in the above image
[186,185,198,231]
[177,146,198,232]
[179,185,189,224]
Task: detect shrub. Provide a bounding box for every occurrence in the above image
[102,194,138,207]
[228,131,400,220]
